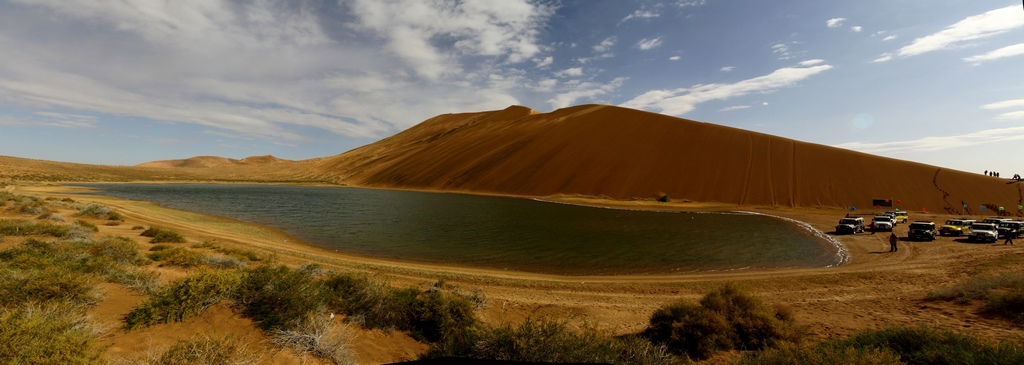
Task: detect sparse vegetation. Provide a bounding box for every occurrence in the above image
[423,318,677,364]
[140,226,188,243]
[75,219,99,232]
[0,303,105,365]
[147,247,208,267]
[116,335,262,365]
[926,272,1024,325]
[270,314,357,365]
[828,326,1024,365]
[737,341,903,365]
[124,269,242,330]
[0,218,92,239]
[644,284,803,360]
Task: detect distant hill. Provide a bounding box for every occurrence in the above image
[137,155,289,168]
[309,104,1023,215]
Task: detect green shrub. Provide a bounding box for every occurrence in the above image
[124,270,242,330]
[408,290,478,343]
[832,326,1024,365]
[983,289,1024,325]
[140,226,187,243]
[738,341,902,365]
[323,273,409,330]
[74,204,118,220]
[424,318,676,364]
[90,236,146,265]
[132,225,145,230]
[148,247,207,268]
[644,284,802,360]
[0,219,70,237]
[236,265,329,331]
[74,219,99,232]
[0,303,104,365]
[926,272,1024,304]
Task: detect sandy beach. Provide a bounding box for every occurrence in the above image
[6,183,1022,364]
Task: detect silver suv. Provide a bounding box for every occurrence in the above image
[968,223,998,243]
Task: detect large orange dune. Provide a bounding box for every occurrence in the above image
[310,104,1022,215]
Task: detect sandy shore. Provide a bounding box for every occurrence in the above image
[10,184,1024,363]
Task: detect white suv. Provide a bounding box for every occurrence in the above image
[968,223,998,243]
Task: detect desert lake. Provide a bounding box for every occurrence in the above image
[77,184,845,275]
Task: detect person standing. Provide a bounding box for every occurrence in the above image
[889,232,899,252]
[1006,227,1018,245]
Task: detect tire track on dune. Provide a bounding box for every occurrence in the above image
[790,140,797,207]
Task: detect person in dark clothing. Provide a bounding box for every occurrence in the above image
[1007,228,1018,245]
[889,232,899,252]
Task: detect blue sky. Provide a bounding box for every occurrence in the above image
[1,1,1022,176]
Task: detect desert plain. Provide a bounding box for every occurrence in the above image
[2,104,1023,364]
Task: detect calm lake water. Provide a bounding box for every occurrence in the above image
[78,184,845,275]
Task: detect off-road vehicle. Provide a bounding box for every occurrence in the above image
[907,221,936,241]
[836,217,865,234]
[940,218,975,236]
[967,222,998,243]
[871,215,894,231]
[997,221,1023,239]
[886,210,909,224]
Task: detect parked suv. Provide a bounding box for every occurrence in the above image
[836,217,865,234]
[907,221,936,241]
[968,222,998,243]
[872,215,895,231]
[940,218,975,236]
[997,221,1023,239]
[886,210,909,224]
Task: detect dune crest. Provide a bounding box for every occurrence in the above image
[312,104,1023,214]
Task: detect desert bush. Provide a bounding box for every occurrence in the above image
[90,236,146,265]
[236,265,329,331]
[737,341,902,365]
[124,269,242,330]
[132,225,145,230]
[74,204,115,220]
[8,198,49,215]
[141,226,187,243]
[644,284,803,360]
[0,302,104,365]
[322,273,408,330]
[423,318,677,364]
[0,219,71,237]
[215,246,263,262]
[926,272,1024,304]
[205,255,248,269]
[831,326,1024,365]
[270,313,357,365]
[122,335,261,365]
[148,247,207,268]
[105,267,161,294]
[50,214,66,222]
[408,290,478,343]
[74,219,99,232]
[983,289,1024,325]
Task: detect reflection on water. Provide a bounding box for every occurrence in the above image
[78,184,843,275]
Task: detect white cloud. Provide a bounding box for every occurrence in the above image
[982,99,1024,110]
[593,37,616,52]
[762,102,769,106]
[798,59,825,66]
[555,67,584,78]
[0,0,556,143]
[636,37,663,50]
[851,26,863,32]
[872,54,894,63]
[548,77,626,109]
[883,5,1024,61]
[826,18,846,28]
[535,56,554,67]
[719,105,750,112]
[676,0,706,7]
[720,66,735,72]
[883,35,897,41]
[964,43,1024,63]
[995,111,1024,121]
[669,56,681,61]
[534,79,558,92]
[622,8,660,23]
[834,126,1024,153]
[621,62,833,115]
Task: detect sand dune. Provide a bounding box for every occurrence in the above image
[136,155,289,168]
[311,104,1023,215]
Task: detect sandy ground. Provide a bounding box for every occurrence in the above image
[7,184,1024,364]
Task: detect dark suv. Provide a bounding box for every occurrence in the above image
[997,221,1023,239]
[907,221,936,241]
